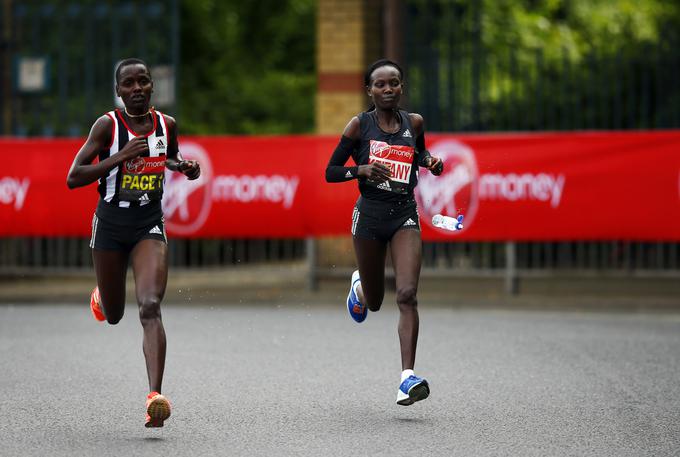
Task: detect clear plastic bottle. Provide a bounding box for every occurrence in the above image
[432,214,464,231]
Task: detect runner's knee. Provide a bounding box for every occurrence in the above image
[138,296,162,322]
[396,286,418,309]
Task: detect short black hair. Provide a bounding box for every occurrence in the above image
[115,58,150,84]
[364,59,404,87]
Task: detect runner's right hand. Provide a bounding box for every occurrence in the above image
[118,137,149,161]
[358,163,391,182]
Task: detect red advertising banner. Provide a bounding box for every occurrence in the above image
[1,131,679,240]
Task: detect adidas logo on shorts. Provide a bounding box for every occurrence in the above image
[149,226,163,235]
[345,170,353,178]
[140,193,150,201]
[403,218,417,227]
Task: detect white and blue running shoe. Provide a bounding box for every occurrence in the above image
[396,375,430,406]
[346,270,367,323]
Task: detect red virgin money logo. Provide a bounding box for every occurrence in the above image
[163,142,213,235]
[416,140,479,233]
[369,141,391,158]
[125,157,145,173]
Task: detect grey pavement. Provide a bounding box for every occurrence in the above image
[1,303,679,456]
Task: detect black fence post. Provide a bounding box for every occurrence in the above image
[0,0,11,135]
[535,48,544,130]
[471,0,481,131]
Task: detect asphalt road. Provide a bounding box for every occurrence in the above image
[1,303,679,456]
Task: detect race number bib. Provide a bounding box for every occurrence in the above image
[119,156,166,202]
[367,140,415,194]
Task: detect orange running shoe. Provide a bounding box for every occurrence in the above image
[145,392,171,428]
[90,286,105,322]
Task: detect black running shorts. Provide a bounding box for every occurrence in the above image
[351,197,420,242]
[89,213,167,251]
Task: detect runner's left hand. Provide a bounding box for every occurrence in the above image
[179,160,201,180]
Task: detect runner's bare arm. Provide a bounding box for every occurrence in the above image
[326,116,391,182]
[66,115,149,189]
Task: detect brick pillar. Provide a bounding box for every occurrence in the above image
[318,0,364,134]
[316,0,383,267]
[316,0,383,134]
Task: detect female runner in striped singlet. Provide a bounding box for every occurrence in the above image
[67,58,200,428]
[325,59,444,406]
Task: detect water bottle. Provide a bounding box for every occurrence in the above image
[432,214,464,231]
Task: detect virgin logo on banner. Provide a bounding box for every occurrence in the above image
[163,142,213,235]
[416,140,479,234]
[417,139,568,235]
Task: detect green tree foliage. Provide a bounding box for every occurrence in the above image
[179,0,316,134]
[483,0,680,60]
[407,0,680,131]
[479,0,680,130]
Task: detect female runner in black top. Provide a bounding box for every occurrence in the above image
[66,58,200,427]
[325,59,443,406]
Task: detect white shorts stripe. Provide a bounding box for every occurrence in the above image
[351,207,360,236]
[89,214,98,248]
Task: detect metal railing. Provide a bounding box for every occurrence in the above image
[0,237,306,274]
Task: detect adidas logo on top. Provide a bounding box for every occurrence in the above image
[377,181,392,191]
[402,129,412,137]
[155,139,165,149]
